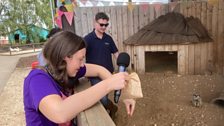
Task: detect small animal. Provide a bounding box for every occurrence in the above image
[192,94,203,107]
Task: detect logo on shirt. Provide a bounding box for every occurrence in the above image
[105,42,110,46]
[104,42,110,46]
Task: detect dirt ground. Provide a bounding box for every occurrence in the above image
[114,73,224,126]
[2,55,224,126]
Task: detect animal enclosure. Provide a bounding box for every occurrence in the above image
[73,1,224,75]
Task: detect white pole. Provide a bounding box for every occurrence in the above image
[49,0,55,27]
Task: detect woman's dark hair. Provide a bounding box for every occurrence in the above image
[95,12,109,21]
[43,31,86,93]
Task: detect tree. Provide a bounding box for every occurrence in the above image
[0,0,53,43]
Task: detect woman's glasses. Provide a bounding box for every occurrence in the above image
[98,22,109,27]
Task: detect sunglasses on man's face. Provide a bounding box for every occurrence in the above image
[98,22,109,27]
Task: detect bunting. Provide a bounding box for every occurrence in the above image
[57,0,72,8]
[64,4,74,12]
[208,0,219,5]
[153,3,162,12]
[80,0,88,5]
[140,2,149,12]
[128,2,134,11]
[56,9,74,28]
[91,1,98,6]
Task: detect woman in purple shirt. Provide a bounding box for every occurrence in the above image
[23,31,135,126]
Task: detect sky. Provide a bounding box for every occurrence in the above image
[78,0,169,7]
[101,0,167,1]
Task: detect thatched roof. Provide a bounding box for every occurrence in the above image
[124,12,213,45]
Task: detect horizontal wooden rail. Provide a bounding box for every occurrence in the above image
[76,78,116,126]
[7,43,44,55]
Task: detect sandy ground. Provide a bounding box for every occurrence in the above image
[1,56,224,126]
[115,73,224,126]
[0,68,29,126]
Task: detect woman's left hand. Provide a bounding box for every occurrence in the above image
[123,99,136,116]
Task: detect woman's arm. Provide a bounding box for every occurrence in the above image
[39,71,129,123]
[84,63,112,79]
[85,63,136,116]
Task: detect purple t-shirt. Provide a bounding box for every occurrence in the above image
[23,66,86,126]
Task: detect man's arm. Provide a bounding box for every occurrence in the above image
[113,52,119,60]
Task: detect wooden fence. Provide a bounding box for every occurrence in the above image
[0,43,43,56]
[74,0,224,75]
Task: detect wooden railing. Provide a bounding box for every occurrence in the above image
[0,43,44,56]
[76,78,116,126]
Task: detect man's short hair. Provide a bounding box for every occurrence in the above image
[47,27,61,38]
[95,12,109,21]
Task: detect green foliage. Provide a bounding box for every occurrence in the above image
[0,0,53,42]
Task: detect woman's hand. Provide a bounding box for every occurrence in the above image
[123,99,136,116]
[106,72,130,91]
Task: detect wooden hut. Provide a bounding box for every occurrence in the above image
[124,12,213,75]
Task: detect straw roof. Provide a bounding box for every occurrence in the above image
[124,12,213,45]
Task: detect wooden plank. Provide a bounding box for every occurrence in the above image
[206,3,214,73]
[184,44,189,74]
[223,0,224,75]
[131,45,136,71]
[211,2,218,72]
[206,2,213,34]
[86,7,94,33]
[137,46,145,73]
[178,45,185,75]
[92,7,99,18]
[105,6,112,36]
[98,6,105,12]
[139,3,149,29]
[150,45,158,52]
[188,44,195,74]
[81,7,89,37]
[133,5,139,34]
[149,4,155,22]
[179,0,183,14]
[125,45,134,71]
[164,45,170,51]
[110,6,118,50]
[127,5,134,38]
[171,44,178,51]
[161,4,168,15]
[200,43,207,74]
[77,112,88,126]
[117,6,124,52]
[187,1,192,17]
[74,7,83,36]
[76,79,115,126]
[157,45,165,51]
[196,1,202,20]
[180,0,187,16]
[154,3,162,18]
[194,43,201,74]
[84,103,115,126]
[201,1,207,27]
[185,1,190,17]
[122,6,128,41]
[191,1,196,17]
[217,0,224,74]
[133,46,138,72]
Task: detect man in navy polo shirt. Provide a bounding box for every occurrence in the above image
[84,12,118,119]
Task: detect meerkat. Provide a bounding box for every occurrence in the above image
[192,94,203,107]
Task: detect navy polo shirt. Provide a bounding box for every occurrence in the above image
[84,30,118,73]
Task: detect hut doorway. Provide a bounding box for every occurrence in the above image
[14,34,20,43]
[145,51,178,73]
